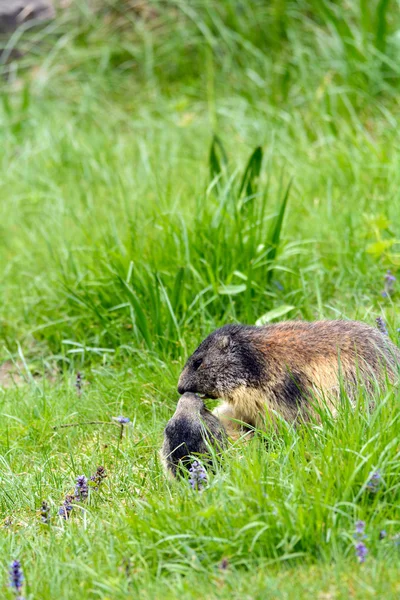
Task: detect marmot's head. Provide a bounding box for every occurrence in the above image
[178,324,264,399]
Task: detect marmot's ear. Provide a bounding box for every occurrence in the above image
[217,335,230,350]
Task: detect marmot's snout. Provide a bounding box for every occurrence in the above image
[177,369,219,399]
[177,363,219,398]
[177,368,193,395]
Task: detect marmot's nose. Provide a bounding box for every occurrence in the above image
[177,370,191,395]
[178,384,199,395]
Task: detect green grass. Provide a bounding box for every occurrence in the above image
[0,1,400,597]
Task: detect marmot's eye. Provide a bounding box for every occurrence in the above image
[192,358,203,371]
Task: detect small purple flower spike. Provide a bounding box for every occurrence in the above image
[40,500,50,524]
[379,530,387,540]
[219,557,229,570]
[366,469,381,493]
[75,372,83,396]
[376,317,389,336]
[58,495,73,520]
[382,270,396,298]
[355,541,368,563]
[9,560,24,597]
[354,521,368,563]
[90,466,107,490]
[188,460,207,491]
[355,520,366,535]
[75,475,88,502]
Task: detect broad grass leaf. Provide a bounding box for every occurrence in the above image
[238,145,263,199]
[266,179,292,282]
[218,284,247,295]
[209,134,228,184]
[366,240,394,257]
[256,305,295,325]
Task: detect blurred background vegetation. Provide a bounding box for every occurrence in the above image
[1,0,400,371]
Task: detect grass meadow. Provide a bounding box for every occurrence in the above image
[1,0,400,597]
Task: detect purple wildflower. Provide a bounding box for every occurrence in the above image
[355,541,368,563]
[382,270,396,298]
[9,560,24,596]
[58,495,73,520]
[75,372,83,395]
[376,317,389,336]
[113,416,130,424]
[75,475,88,502]
[355,520,366,535]
[40,501,50,524]
[379,530,387,540]
[366,469,381,493]
[188,461,207,491]
[354,521,368,563]
[89,466,107,490]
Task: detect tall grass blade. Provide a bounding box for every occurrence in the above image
[266,179,292,282]
[238,145,263,200]
[170,267,186,314]
[117,276,153,350]
[376,0,390,53]
[209,134,228,184]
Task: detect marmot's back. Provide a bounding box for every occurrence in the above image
[254,320,398,409]
[178,320,400,427]
[254,320,399,384]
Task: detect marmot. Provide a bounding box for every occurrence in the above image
[161,392,227,477]
[177,320,400,439]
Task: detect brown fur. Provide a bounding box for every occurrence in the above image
[178,320,400,438]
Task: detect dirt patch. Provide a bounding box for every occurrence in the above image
[0,360,59,388]
[0,361,26,388]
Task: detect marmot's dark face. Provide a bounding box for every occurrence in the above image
[178,325,264,399]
